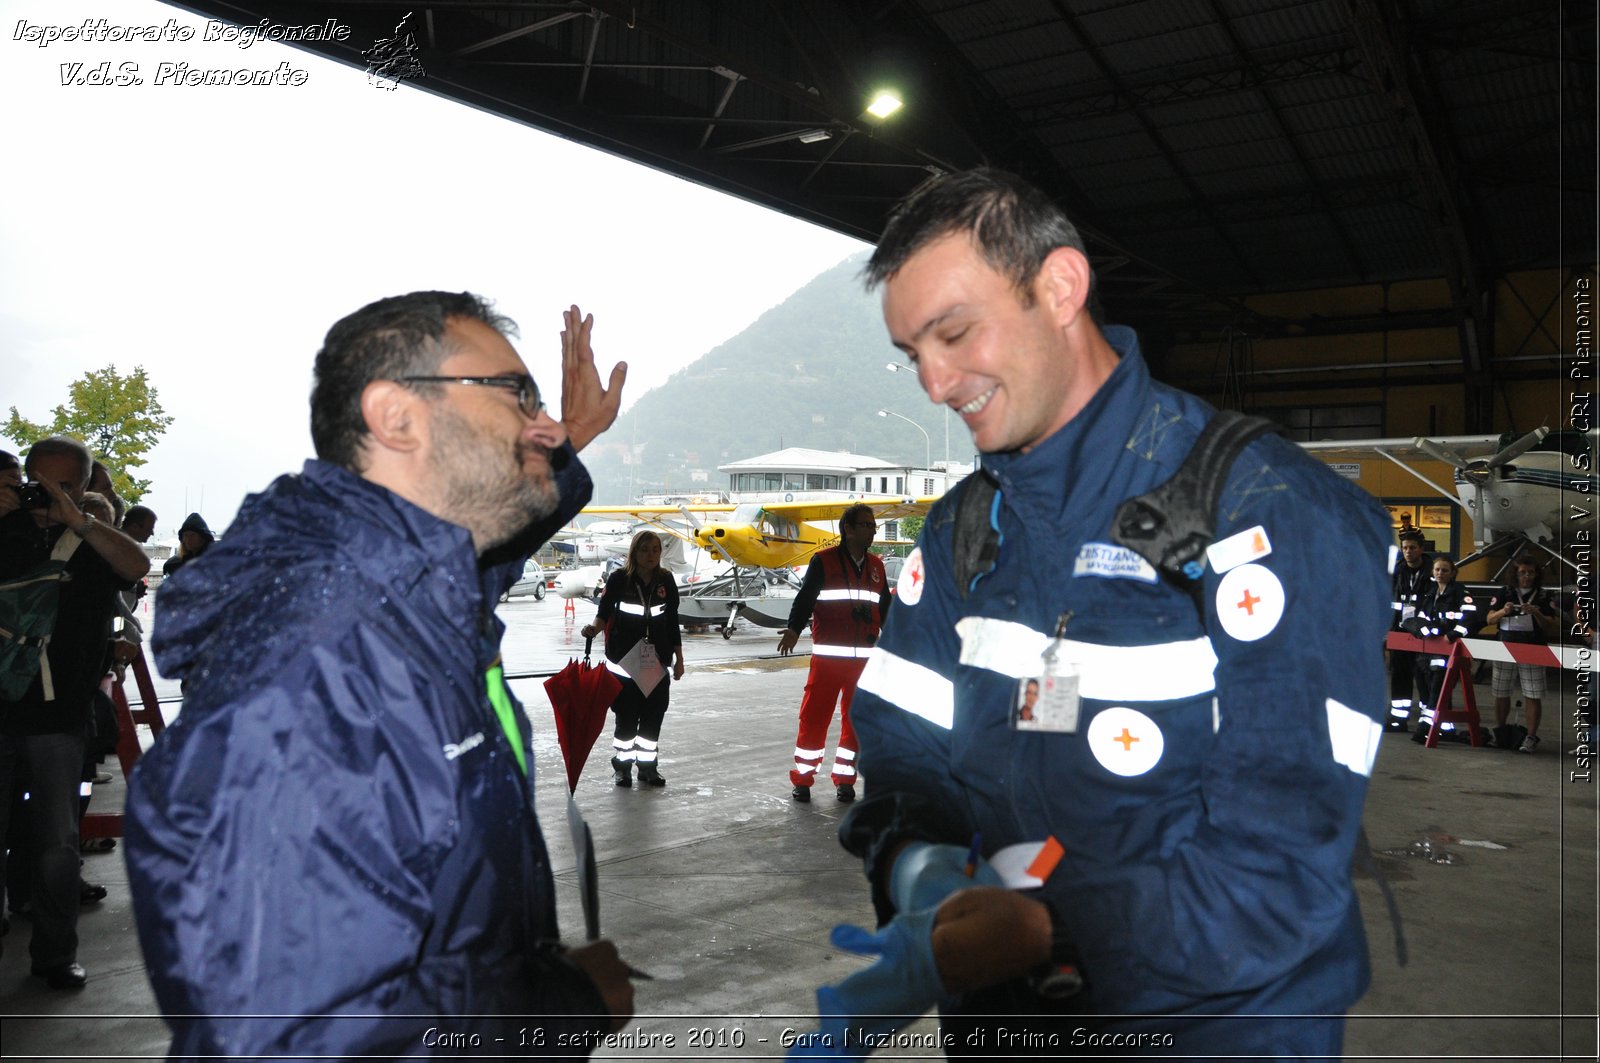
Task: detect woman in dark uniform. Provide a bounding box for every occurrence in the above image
[581,531,684,786]
[1411,556,1477,742]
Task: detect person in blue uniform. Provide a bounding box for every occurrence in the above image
[125,294,636,1059]
[808,169,1393,1059]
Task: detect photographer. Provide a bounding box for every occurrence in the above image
[776,503,892,803]
[1484,558,1561,753]
[0,436,149,989]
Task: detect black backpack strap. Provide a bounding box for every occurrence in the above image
[951,470,1002,600]
[1111,409,1279,596]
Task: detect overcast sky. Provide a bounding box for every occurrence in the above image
[0,0,870,537]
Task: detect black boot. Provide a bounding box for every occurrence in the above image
[636,762,666,787]
[611,757,632,787]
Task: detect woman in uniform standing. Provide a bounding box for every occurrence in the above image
[1410,555,1477,742]
[582,530,684,786]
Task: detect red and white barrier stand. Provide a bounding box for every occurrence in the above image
[80,648,168,841]
[1422,638,1484,748]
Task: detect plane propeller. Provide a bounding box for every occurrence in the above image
[677,504,740,568]
[1413,426,1548,530]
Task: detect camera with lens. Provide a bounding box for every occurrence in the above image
[16,482,50,510]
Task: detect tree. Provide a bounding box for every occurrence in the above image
[5,365,174,502]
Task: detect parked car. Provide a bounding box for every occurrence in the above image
[882,554,905,586]
[503,560,547,601]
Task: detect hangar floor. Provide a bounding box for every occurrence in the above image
[1,655,1595,1061]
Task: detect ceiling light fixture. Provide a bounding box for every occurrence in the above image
[864,90,903,120]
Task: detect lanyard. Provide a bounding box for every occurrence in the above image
[484,661,526,777]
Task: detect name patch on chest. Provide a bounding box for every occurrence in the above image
[1072,542,1158,584]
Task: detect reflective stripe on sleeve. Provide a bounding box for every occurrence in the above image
[858,649,955,730]
[954,617,1217,702]
[1326,697,1381,777]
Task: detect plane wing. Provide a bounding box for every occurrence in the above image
[751,495,942,523]
[1297,435,1500,461]
[580,504,736,519]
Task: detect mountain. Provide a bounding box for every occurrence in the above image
[580,254,961,503]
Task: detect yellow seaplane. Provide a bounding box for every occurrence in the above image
[573,495,937,635]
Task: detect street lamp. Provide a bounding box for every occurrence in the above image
[877,408,930,470]
[885,361,948,463]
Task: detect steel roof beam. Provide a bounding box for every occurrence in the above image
[1345,0,1487,384]
[1041,0,1261,289]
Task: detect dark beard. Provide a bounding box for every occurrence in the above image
[430,407,560,552]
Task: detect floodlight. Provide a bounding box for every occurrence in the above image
[865,90,903,120]
[797,129,833,144]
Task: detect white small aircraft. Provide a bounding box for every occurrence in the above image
[548,518,636,564]
[548,528,717,602]
[1303,427,1596,573]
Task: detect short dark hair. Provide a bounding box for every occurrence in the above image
[1398,530,1426,544]
[841,503,876,528]
[310,291,518,470]
[123,504,156,528]
[864,167,1097,314]
[0,450,18,471]
[24,436,92,486]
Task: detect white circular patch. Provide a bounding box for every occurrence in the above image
[897,547,926,606]
[1087,706,1164,777]
[1214,562,1284,642]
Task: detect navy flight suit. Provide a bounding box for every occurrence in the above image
[840,326,1394,1057]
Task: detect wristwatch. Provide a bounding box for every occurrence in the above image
[1029,899,1087,1000]
[76,513,97,536]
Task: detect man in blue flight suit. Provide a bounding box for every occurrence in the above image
[812,169,1394,1058]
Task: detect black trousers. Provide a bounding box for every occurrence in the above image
[612,677,670,745]
[1388,648,1424,718]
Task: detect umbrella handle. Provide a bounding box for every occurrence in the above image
[584,635,595,665]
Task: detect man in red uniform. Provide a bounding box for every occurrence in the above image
[777,503,893,803]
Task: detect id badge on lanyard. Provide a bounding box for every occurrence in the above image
[1013,612,1081,733]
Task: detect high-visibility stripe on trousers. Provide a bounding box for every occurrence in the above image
[790,655,865,788]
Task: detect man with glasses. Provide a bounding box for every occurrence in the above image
[126,292,635,1058]
[777,502,892,803]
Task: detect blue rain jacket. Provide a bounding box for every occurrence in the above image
[841,328,1394,1033]
[127,450,605,1060]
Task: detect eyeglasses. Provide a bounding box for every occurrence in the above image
[399,374,544,418]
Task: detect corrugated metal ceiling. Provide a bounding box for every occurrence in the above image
[160,0,1592,343]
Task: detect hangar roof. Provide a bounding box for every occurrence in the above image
[167,0,1592,340]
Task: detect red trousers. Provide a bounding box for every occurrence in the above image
[790,656,864,788]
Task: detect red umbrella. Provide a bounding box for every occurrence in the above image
[544,636,622,793]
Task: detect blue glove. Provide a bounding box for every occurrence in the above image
[889,841,1002,914]
[786,909,944,1060]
